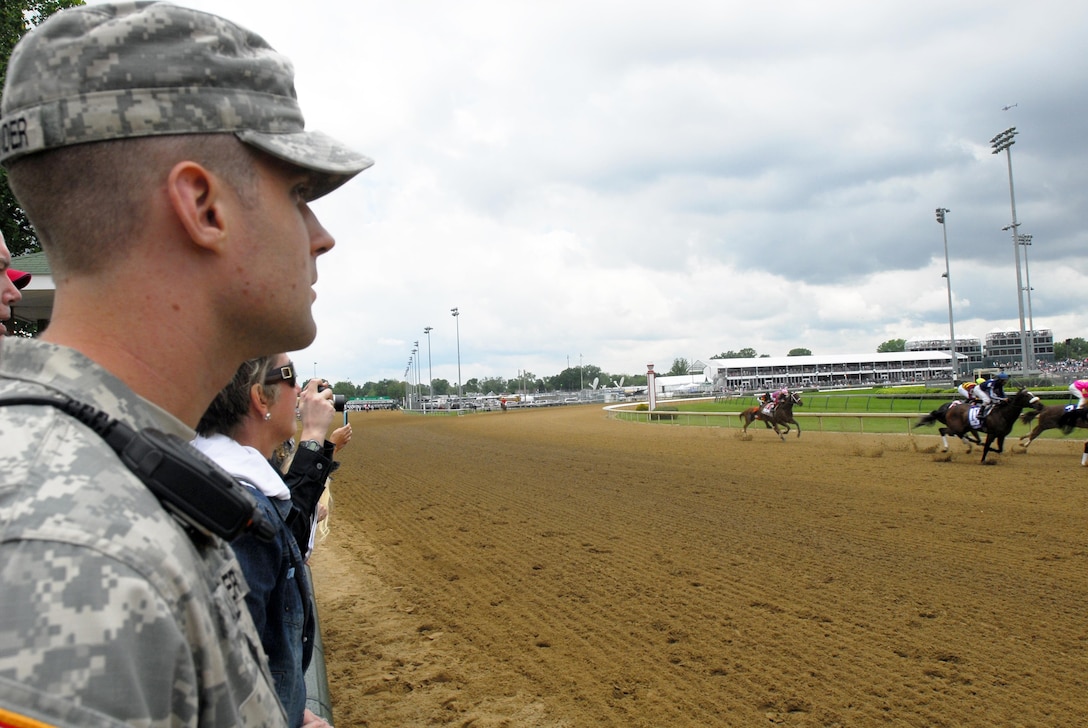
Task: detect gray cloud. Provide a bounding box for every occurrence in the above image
[93,0,1088,384]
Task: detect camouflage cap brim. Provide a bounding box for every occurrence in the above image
[237,129,374,201]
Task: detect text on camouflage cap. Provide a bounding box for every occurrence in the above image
[0,1,372,199]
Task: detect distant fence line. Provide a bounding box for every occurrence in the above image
[607,408,926,435]
[605,391,1076,436]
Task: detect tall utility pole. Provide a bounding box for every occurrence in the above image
[450,308,462,398]
[936,208,957,380]
[991,126,1030,374]
[423,326,433,411]
[1017,234,1035,336]
[412,344,420,410]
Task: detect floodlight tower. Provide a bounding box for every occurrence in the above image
[423,326,433,412]
[1017,234,1035,337]
[411,346,419,411]
[936,207,957,380]
[991,126,1030,374]
[450,308,462,398]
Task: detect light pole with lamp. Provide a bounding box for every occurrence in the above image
[1017,233,1035,340]
[936,208,957,380]
[991,126,1030,374]
[413,341,421,409]
[423,326,433,411]
[450,308,462,399]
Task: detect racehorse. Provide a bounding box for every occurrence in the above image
[1019,404,1088,449]
[1057,407,1088,467]
[914,401,982,447]
[740,391,802,440]
[917,388,1041,463]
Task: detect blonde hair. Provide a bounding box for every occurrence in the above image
[196,356,281,438]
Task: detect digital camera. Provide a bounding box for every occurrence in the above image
[317,383,347,412]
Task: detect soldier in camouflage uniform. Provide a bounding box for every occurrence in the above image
[0,3,372,726]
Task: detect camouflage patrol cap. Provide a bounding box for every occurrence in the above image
[0,1,373,200]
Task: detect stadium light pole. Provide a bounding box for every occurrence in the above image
[411,344,419,411]
[991,126,1030,374]
[424,326,433,411]
[936,207,957,380]
[406,353,413,410]
[450,308,462,399]
[1017,234,1035,338]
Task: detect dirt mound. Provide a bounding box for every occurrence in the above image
[311,405,1088,726]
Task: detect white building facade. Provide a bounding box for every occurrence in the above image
[707,351,956,392]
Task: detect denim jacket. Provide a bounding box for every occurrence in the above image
[231,490,315,727]
[281,442,336,559]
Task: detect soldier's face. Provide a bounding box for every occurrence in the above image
[226,153,335,354]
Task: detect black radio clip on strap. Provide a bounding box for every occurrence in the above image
[0,395,275,542]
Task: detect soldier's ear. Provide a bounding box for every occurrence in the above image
[167,161,229,253]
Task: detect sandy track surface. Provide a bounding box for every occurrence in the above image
[311,405,1088,726]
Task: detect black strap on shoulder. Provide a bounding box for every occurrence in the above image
[0,395,274,542]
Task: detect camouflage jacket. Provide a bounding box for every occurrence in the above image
[0,337,286,727]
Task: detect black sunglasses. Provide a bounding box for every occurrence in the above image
[264,363,297,388]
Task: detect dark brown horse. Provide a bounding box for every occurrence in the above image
[914,401,982,447]
[1057,407,1088,467]
[740,391,802,440]
[1019,404,1088,449]
[918,388,1041,463]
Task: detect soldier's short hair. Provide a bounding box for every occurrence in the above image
[8,134,256,274]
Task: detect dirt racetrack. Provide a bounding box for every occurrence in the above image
[311,404,1088,727]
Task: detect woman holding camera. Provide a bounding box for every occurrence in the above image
[192,354,333,728]
[280,377,351,560]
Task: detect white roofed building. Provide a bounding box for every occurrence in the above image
[707,351,955,392]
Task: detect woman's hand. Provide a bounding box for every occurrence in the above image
[329,423,352,454]
[298,379,336,442]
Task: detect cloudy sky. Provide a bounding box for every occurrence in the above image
[93,1,1088,386]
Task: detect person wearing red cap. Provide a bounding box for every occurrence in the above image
[0,231,28,336]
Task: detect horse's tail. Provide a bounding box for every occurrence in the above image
[915,411,940,428]
[1019,409,1040,425]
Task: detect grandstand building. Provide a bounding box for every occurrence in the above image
[707,351,955,392]
[906,337,982,375]
[982,329,1054,370]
